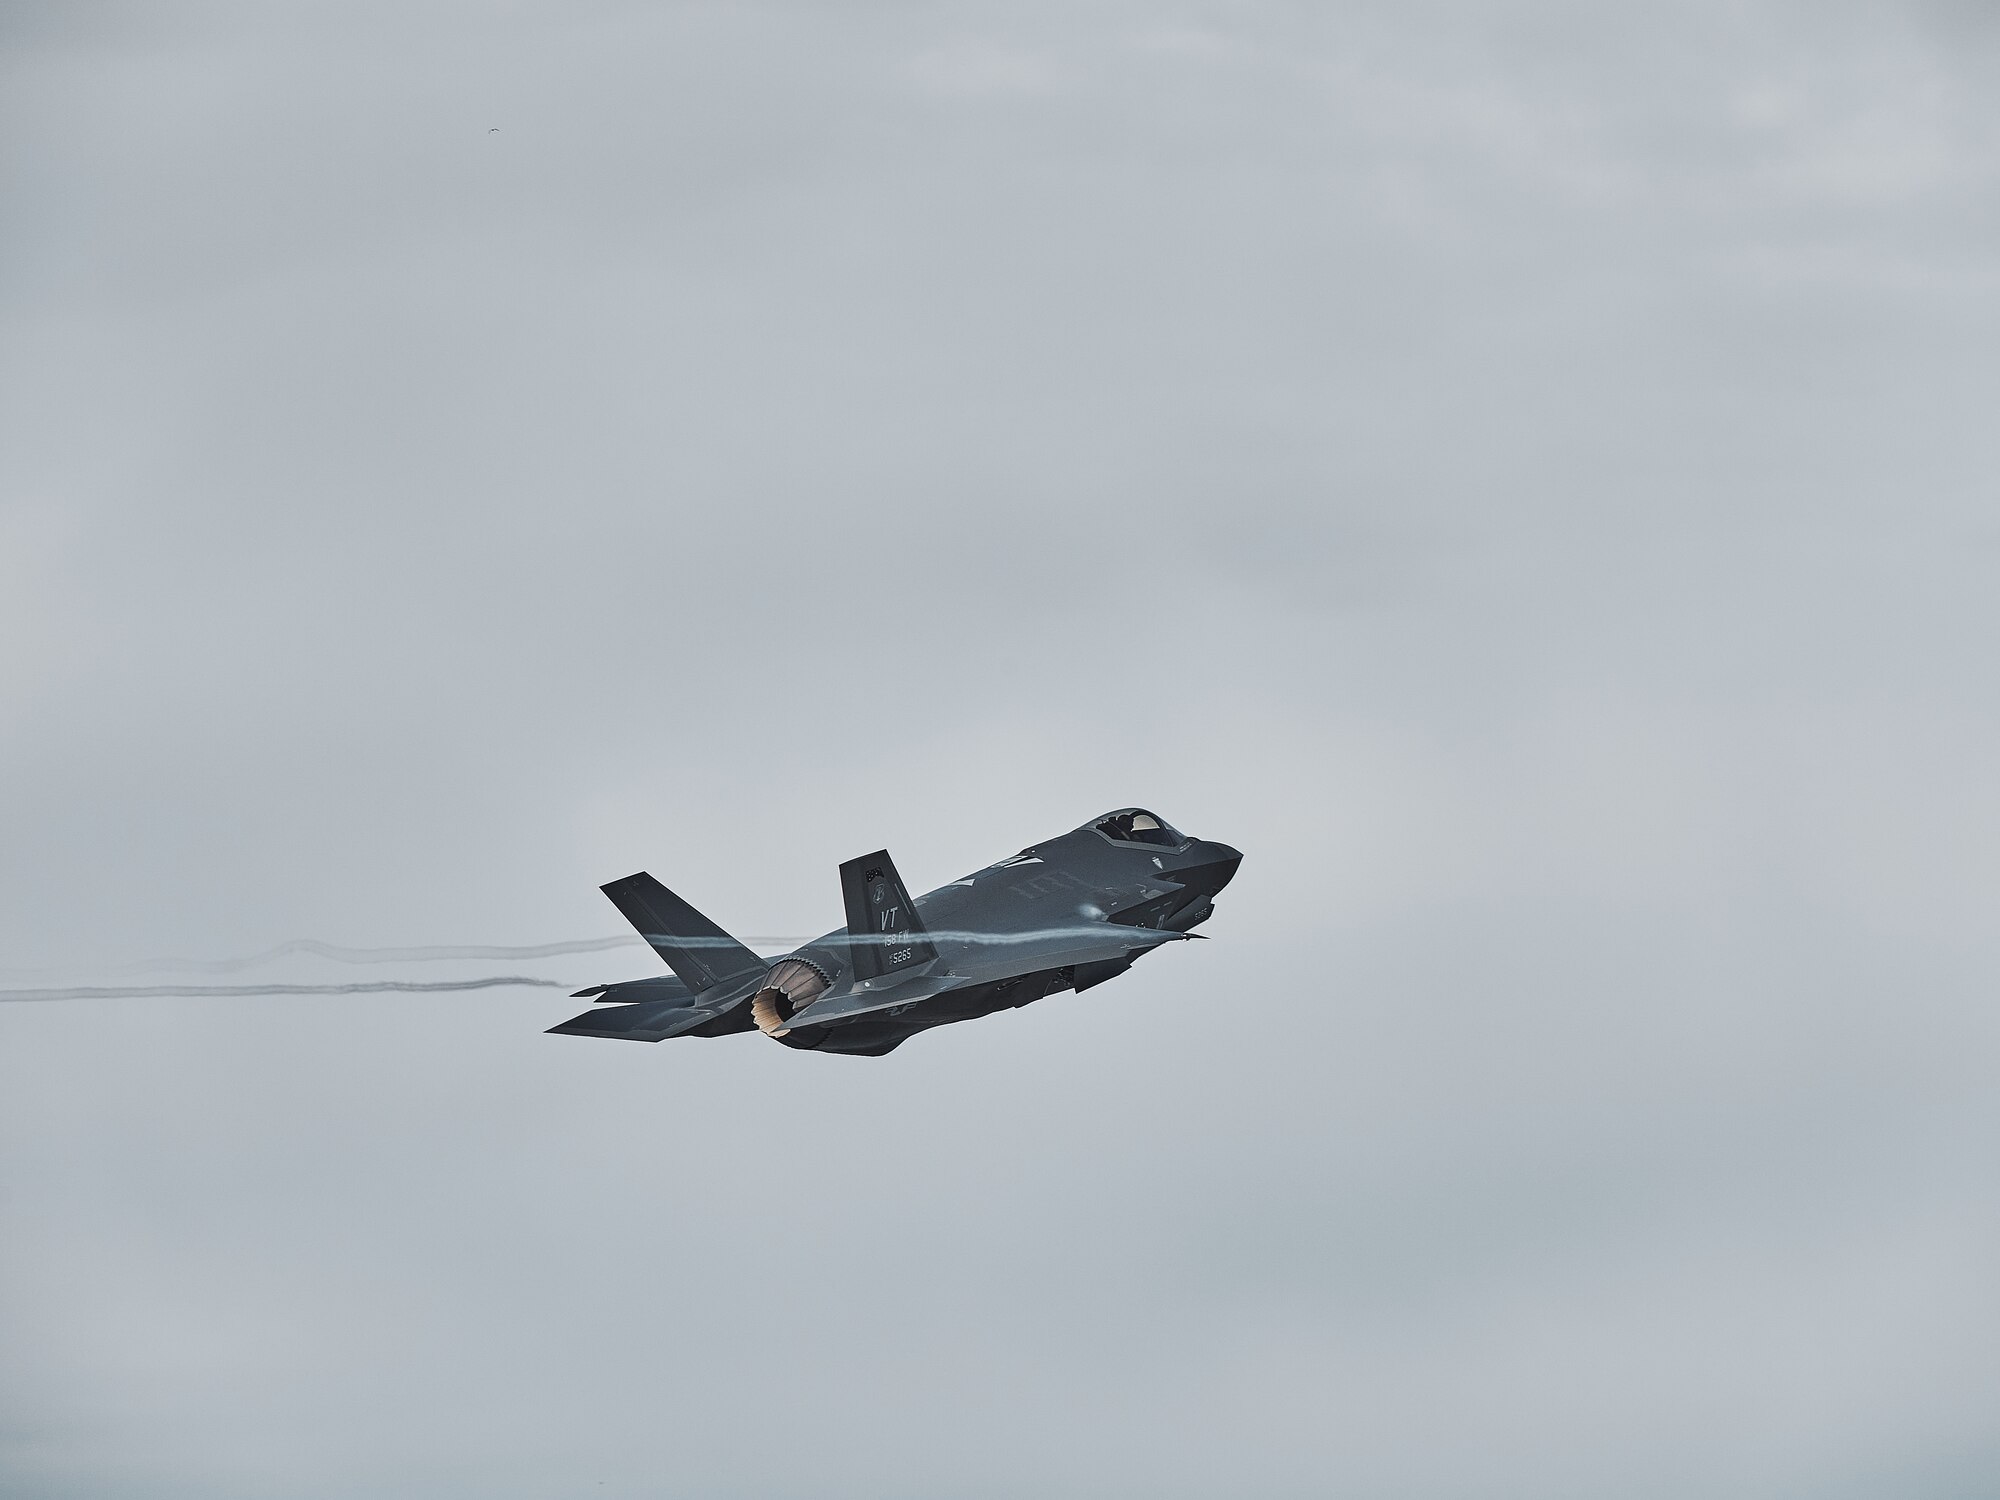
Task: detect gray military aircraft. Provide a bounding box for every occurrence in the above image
[550,809,1242,1056]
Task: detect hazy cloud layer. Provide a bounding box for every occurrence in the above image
[3,4,1997,1497]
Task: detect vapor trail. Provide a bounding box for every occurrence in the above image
[0,934,813,980]
[779,927,1201,948]
[0,976,571,1003]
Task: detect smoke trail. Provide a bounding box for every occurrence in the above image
[148,936,642,970]
[0,934,814,981]
[0,976,571,1003]
[2,926,1208,1002]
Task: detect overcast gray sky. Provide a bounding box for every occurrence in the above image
[4,3,1998,1496]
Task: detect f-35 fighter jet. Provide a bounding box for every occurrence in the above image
[550,809,1242,1056]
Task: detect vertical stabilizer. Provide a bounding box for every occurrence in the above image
[599,873,768,993]
[838,850,937,982]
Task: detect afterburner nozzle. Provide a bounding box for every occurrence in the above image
[750,958,832,1038]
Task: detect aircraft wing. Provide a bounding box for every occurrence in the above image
[781,973,965,1029]
[944,920,1196,981]
[782,924,1193,1030]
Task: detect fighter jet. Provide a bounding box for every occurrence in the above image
[550,809,1242,1056]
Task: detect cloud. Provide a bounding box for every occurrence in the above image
[3,3,1997,1497]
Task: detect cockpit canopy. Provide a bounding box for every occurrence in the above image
[1091,808,1189,849]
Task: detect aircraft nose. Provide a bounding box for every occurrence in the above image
[1194,841,1242,889]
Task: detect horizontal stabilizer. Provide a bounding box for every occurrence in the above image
[600,873,768,993]
[546,999,716,1043]
[839,849,937,983]
[571,974,697,1005]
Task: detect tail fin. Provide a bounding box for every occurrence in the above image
[599,873,768,993]
[838,849,937,982]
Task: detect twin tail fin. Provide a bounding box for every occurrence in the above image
[838,849,937,982]
[599,872,768,993]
